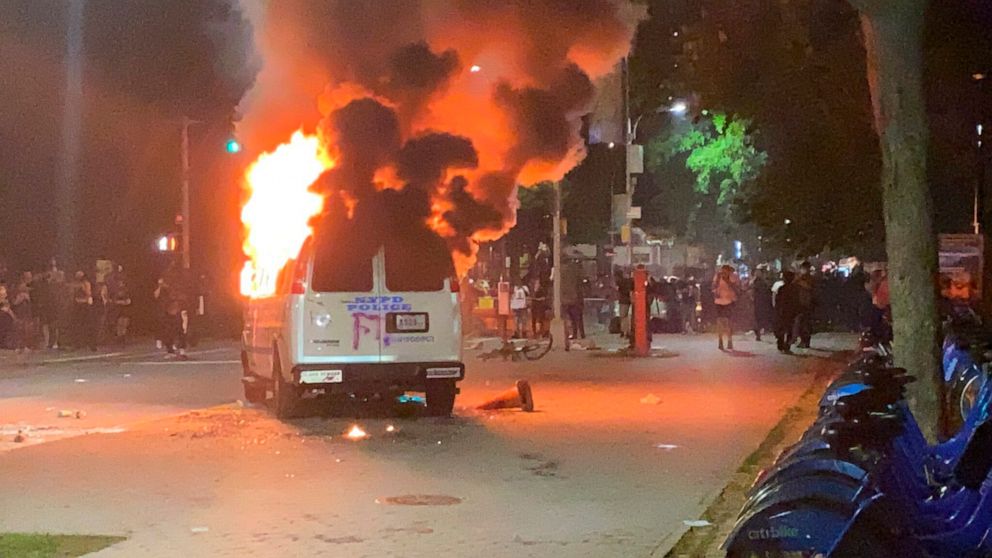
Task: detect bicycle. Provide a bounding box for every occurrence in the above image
[478,333,553,361]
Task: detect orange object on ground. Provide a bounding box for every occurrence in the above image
[476,380,535,412]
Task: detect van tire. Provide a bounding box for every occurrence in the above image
[426,380,457,417]
[271,349,299,419]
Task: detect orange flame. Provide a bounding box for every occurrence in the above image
[239,130,334,297]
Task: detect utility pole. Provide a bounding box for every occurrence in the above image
[180,116,199,270]
[58,0,85,265]
[551,180,566,349]
[622,57,634,269]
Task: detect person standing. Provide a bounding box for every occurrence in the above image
[561,262,586,341]
[111,273,133,348]
[529,278,549,337]
[35,264,60,349]
[70,271,95,351]
[679,277,699,334]
[11,273,34,352]
[614,269,632,338]
[510,279,529,338]
[794,261,816,349]
[712,264,740,351]
[752,266,775,342]
[153,277,171,350]
[775,271,801,353]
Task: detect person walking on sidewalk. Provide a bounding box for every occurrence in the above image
[712,264,740,351]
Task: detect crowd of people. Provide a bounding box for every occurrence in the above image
[0,259,132,352]
[0,259,197,357]
[466,248,901,355]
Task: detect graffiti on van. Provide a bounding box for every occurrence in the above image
[344,296,412,312]
[352,312,382,350]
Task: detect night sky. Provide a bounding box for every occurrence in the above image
[0,0,990,289]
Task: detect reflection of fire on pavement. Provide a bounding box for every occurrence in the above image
[1,424,126,452]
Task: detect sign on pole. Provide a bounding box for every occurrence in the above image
[939,234,984,299]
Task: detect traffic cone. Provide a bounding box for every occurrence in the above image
[476,380,535,412]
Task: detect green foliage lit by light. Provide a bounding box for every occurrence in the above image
[647,112,767,206]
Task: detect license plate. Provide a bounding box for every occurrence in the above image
[395,313,428,332]
[300,370,343,384]
[426,367,461,379]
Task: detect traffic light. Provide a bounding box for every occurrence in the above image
[225,138,241,154]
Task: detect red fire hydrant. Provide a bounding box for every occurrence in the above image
[633,266,649,356]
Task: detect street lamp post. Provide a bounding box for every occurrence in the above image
[974,72,988,235]
[621,97,687,268]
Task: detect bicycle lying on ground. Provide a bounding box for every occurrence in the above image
[477,333,553,361]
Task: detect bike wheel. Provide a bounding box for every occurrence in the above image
[522,333,553,360]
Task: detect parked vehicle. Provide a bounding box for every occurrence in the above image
[241,232,464,418]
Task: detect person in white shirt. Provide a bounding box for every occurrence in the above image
[510,280,530,338]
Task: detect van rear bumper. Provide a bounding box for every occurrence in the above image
[291,361,464,391]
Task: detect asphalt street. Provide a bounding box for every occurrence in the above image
[0,333,850,557]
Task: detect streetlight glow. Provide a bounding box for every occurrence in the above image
[670,101,688,115]
[470,65,481,73]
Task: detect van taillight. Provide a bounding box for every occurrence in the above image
[449,276,460,293]
[290,257,308,295]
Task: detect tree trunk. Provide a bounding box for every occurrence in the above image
[852,0,945,440]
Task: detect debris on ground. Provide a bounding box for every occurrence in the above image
[682,519,714,528]
[640,393,662,405]
[655,443,679,450]
[57,410,85,419]
[476,380,535,412]
[190,526,209,534]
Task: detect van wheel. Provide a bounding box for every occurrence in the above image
[425,380,457,417]
[271,350,299,419]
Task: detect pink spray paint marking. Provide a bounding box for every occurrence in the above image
[352,312,382,350]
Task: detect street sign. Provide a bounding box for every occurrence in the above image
[627,144,644,174]
[497,281,511,316]
[939,234,984,299]
[620,225,631,244]
[627,206,641,220]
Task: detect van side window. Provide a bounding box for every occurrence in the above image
[384,237,450,292]
[311,230,374,293]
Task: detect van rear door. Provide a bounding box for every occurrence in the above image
[379,240,460,364]
[303,231,380,365]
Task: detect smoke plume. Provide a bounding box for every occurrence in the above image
[239,0,641,274]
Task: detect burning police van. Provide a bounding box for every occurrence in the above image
[240,220,464,418]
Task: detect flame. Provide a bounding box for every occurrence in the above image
[345,424,368,440]
[239,130,334,297]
